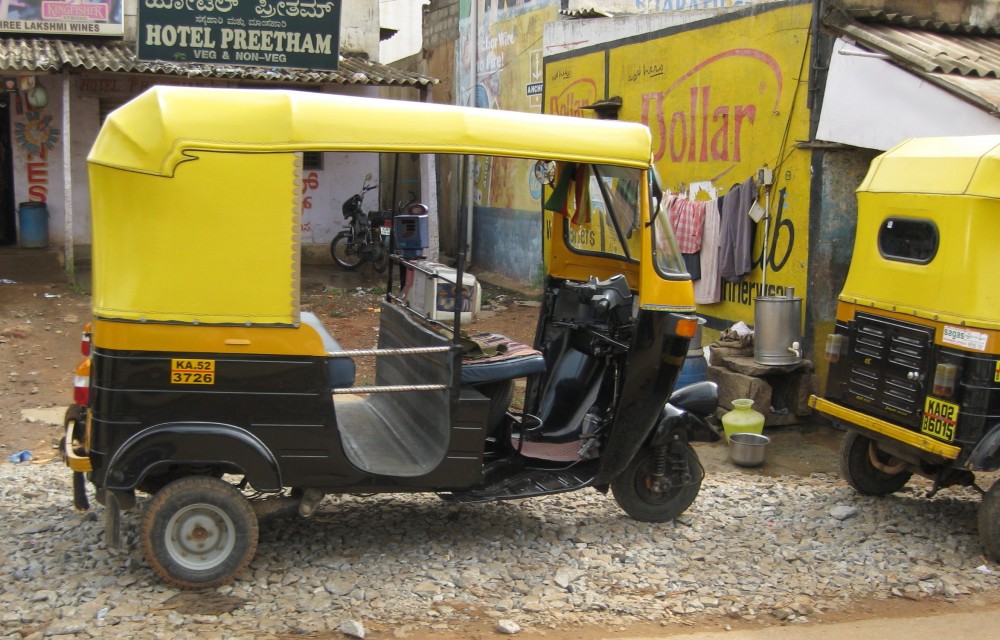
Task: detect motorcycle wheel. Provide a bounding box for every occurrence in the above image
[140,476,258,589]
[839,430,912,496]
[611,443,702,522]
[372,240,389,273]
[331,232,363,270]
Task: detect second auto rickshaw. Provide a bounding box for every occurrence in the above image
[63,86,720,588]
[810,135,1000,558]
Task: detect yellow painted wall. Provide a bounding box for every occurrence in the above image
[544,2,813,329]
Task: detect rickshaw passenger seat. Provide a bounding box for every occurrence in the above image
[300,311,356,388]
[460,333,546,385]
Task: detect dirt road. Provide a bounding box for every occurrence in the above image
[3,256,1000,639]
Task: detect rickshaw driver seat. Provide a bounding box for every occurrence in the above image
[300,312,356,388]
[459,334,546,386]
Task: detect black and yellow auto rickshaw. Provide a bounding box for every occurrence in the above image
[63,86,720,588]
[810,135,1000,558]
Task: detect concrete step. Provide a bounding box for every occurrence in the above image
[0,247,66,283]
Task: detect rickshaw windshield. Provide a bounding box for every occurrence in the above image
[562,164,643,262]
[649,167,687,278]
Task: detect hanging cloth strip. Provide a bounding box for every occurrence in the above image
[543,162,592,225]
[718,176,757,283]
[694,198,722,304]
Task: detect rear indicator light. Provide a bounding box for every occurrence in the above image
[73,359,91,406]
[825,333,846,362]
[933,363,958,398]
[80,322,92,357]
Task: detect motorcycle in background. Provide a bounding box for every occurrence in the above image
[330,175,392,273]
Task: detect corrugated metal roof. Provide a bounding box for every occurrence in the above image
[830,19,1000,77]
[0,38,437,86]
[824,9,1000,113]
[846,9,1000,36]
[558,8,617,19]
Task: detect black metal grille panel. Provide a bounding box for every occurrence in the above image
[844,313,935,428]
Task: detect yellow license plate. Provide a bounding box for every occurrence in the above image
[170,359,215,385]
[921,396,959,442]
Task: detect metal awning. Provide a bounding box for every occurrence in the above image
[0,37,437,86]
[824,9,1000,114]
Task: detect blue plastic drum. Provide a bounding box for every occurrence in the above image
[18,202,49,248]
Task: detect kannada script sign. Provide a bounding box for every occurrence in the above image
[137,0,341,71]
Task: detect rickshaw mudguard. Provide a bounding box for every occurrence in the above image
[968,425,1000,472]
[651,381,723,446]
[103,422,282,493]
[594,310,689,484]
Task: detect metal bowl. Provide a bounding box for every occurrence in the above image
[729,432,770,467]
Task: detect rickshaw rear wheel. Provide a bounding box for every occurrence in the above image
[840,430,912,496]
[611,444,702,522]
[331,232,363,270]
[979,480,1000,561]
[141,476,259,590]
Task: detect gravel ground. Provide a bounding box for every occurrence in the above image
[2,460,1000,639]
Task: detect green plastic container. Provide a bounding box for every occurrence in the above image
[721,398,765,443]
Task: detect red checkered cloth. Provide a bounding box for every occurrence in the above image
[668,197,707,254]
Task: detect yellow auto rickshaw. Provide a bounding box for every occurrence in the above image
[62,86,720,588]
[810,135,1000,558]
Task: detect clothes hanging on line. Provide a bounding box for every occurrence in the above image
[693,198,722,304]
[717,176,757,283]
[668,196,707,254]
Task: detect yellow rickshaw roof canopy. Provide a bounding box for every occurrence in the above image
[88,86,654,175]
[858,134,1000,199]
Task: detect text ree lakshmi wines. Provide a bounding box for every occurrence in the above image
[145,24,333,62]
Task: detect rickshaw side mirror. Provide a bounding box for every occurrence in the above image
[533,160,556,185]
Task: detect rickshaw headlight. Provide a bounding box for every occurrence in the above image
[824,333,846,362]
[933,363,958,398]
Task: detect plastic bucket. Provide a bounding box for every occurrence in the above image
[17,202,49,248]
[676,351,708,389]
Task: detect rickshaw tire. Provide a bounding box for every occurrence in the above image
[979,481,1000,561]
[331,232,363,270]
[611,444,702,523]
[839,430,912,496]
[140,476,258,590]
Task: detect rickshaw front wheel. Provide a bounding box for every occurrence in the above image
[611,444,702,522]
[839,430,912,496]
[141,476,259,590]
[978,480,1000,561]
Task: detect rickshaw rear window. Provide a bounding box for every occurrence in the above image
[878,217,939,264]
